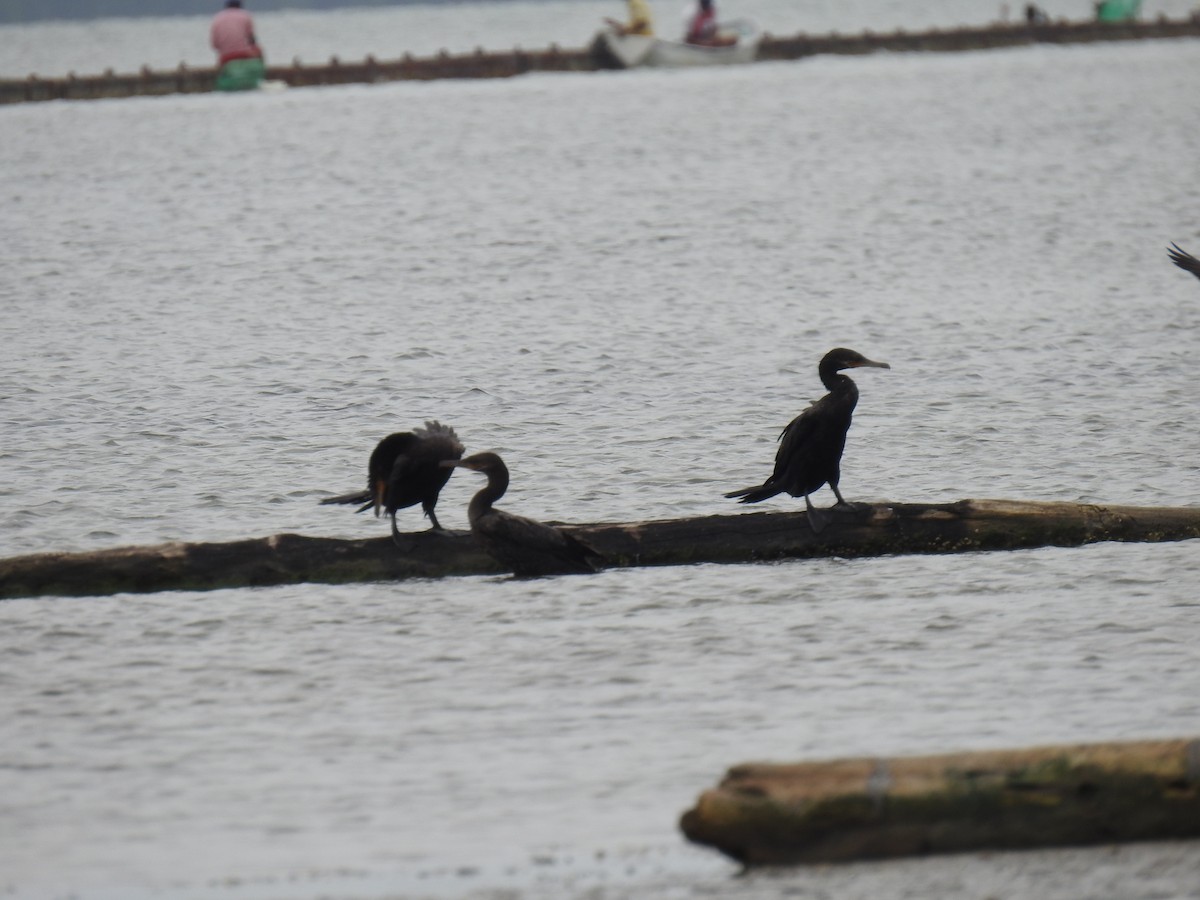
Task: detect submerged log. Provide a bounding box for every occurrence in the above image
[2,498,1199,599]
[680,738,1200,865]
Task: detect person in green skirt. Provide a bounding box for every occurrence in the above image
[210,1,265,91]
[1094,0,1142,21]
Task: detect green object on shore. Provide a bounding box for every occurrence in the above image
[1096,0,1141,22]
[215,57,265,92]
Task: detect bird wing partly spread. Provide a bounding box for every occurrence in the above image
[1168,243,1200,280]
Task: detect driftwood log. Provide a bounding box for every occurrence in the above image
[680,738,1200,865]
[2,498,1200,599]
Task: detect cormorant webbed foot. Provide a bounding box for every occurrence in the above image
[804,494,829,534]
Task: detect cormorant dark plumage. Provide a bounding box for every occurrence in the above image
[321,421,464,540]
[725,348,890,532]
[444,452,604,577]
[1168,243,1200,281]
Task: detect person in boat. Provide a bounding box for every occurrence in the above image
[211,1,266,90]
[1024,3,1050,23]
[605,0,655,36]
[685,0,735,46]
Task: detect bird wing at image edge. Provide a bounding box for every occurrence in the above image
[1168,243,1200,279]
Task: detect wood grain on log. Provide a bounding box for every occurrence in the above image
[680,738,1200,865]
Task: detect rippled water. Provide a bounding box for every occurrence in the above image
[2,7,1200,899]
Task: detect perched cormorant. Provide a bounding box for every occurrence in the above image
[1168,243,1200,281]
[725,348,890,532]
[443,452,604,577]
[320,421,464,541]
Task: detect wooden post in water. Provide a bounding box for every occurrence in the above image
[1,499,1199,599]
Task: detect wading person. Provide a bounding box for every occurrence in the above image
[210,0,265,91]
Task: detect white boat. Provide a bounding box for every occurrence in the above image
[594,19,761,69]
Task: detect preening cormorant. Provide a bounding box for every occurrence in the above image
[725,348,890,532]
[444,452,604,577]
[320,421,464,541]
[1168,243,1200,281]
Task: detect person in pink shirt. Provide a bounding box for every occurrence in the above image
[684,0,736,46]
[685,0,717,44]
[210,1,263,66]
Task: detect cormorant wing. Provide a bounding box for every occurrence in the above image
[367,432,423,487]
[1168,243,1200,281]
[477,511,603,576]
[387,452,417,481]
[773,402,821,472]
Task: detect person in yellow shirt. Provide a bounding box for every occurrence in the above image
[605,0,655,36]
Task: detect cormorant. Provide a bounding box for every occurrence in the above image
[443,452,604,577]
[725,348,890,532]
[320,421,464,541]
[1168,243,1200,281]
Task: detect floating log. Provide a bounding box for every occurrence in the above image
[680,738,1200,865]
[1,498,1199,599]
[2,17,1198,105]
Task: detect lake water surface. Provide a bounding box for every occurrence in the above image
[2,5,1199,898]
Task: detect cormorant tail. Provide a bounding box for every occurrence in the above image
[724,484,783,504]
[319,490,374,512]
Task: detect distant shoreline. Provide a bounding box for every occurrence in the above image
[4,16,1199,106]
[0,0,465,27]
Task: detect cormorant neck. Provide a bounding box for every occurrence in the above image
[468,464,509,522]
[819,365,855,392]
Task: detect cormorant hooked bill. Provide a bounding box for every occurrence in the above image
[725,348,890,532]
[443,452,604,577]
[321,421,464,542]
[1168,243,1200,281]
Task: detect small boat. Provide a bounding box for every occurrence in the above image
[593,19,761,69]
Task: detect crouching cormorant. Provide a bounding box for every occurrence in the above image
[725,347,890,532]
[1168,243,1200,281]
[321,421,464,541]
[444,452,604,577]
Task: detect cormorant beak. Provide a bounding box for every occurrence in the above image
[852,359,890,370]
[442,458,488,474]
[372,479,387,517]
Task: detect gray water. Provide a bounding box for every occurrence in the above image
[2,5,1200,898]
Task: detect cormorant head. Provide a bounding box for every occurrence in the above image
[822,348,890,372]
[443,451,507,475]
